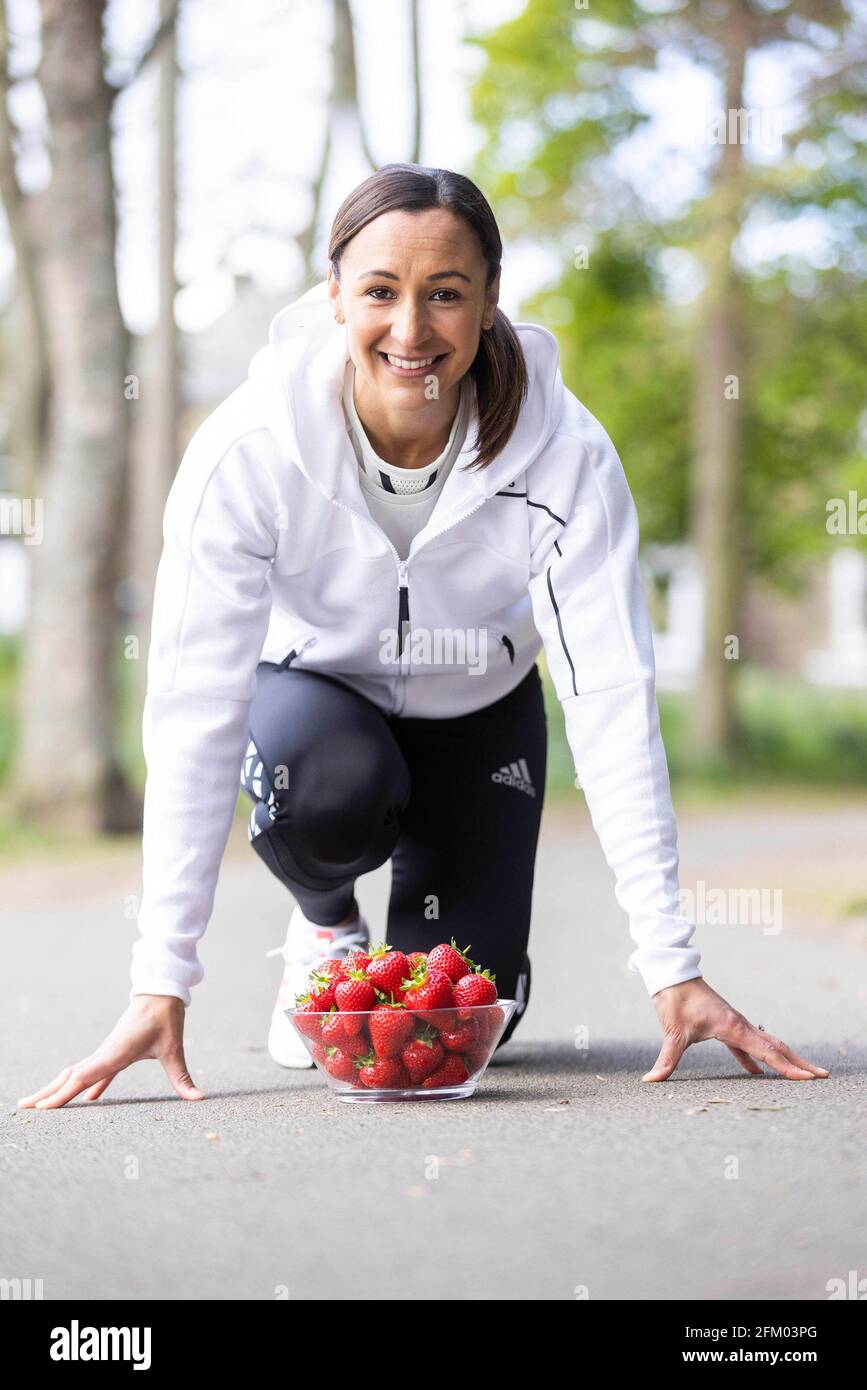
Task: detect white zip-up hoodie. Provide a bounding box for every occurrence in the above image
[131,279,702,1006]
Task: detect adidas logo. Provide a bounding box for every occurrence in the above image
[491,758,536,797]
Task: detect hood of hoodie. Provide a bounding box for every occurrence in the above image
[246,278,566,524]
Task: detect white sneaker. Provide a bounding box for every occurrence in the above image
[265,904,369,1068]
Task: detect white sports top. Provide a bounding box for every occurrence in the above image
[341,360,473,560]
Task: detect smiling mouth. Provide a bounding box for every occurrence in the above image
[378,351,448,370]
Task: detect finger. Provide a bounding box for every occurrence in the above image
[17,1066,75,1108]
[726,1044,763,1076]
[738,1028,818,1080]
[162,1051,205,1101]
[34,1063,110,1109]
[86,1076,116,1102]
[773,1041,829,1077]
[642,1034,687,1082]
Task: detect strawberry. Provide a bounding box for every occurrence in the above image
[323,1045,357,1082]
[366,943,410,996]
[406,951,428,971]
[401,1030,444,1083]
[356,1050,411,1090]
[402,964,457,1029]
[292,991,328,1037]
[334,970,376,1033]
[368,1002,415,1058]
[427,938,475,984]
[341,1028,371,1058]
[480,1003,506,1044]
[308,969,338,1010]
[320,1009,348,1046]
[311,1041,327,1067]
[344,947,371,973]
[311,957,352,985]
[454,968,498,1013]
[422,1054,470,1088]
[439,1015,480,1052]
[465,1043,489,1075]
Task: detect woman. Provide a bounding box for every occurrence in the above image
[18,164,827,1109]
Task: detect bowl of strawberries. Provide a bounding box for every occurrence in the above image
[285,939,516,1101]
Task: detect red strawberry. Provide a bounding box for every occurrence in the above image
[368,1003,415,1058]
[344,947,371,973]
[402,965,457,1029]
[323,1046,357,1082]
[439,1015,480,1052]
[406,951,428,971]
[480,1003,506,1044]
[454,968,498,1013]
[365,943,410,995]
[321,1009,347,1046]
[334,970,376,1033]
[346,1031,371,1058]
[311,1041,327,1067]
[422,1054,470,1089]
[401,1030,444,1083]
[465,1043,489,1075]
[308,969,338,1010]
[292,992,328,1037]
[311,957,352,985]
[427,938,475,984]
[357,1051,411,1090]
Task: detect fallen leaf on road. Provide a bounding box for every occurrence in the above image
[543,1100,570,1111]
[705,1098,733,1105]
[684,1106,709,1114]
[204,1131,220,1141]
[745,1104,793,1111]
[438,1148,475,1166]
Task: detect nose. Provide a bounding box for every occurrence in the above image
[388,297,434,354]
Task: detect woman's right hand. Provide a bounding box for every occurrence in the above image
[17,994,205,1109]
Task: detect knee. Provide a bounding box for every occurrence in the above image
[286,733,409,865]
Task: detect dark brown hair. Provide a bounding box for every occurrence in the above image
[327,163,528,472]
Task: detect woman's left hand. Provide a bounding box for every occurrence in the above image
[643,978,830,1083]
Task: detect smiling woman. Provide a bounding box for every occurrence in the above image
[326,163,528,473]
[17,162,828,1112]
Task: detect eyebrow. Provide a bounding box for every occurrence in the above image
[356,269,472,284]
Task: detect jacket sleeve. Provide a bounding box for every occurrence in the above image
[526,400,702,998]
[130,424,279,1006]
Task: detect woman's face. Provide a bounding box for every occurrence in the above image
[327,208,499,410]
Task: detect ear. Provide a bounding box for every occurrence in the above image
[327,269,342,317]
[483,266,501,329]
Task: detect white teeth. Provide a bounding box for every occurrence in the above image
[386,354,437,369]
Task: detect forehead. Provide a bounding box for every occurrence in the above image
[343,208,484,273]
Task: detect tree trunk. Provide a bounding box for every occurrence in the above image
[0,4,50,499]
[13,0,135,832]
[688,29,749,761]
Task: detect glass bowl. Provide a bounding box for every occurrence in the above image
[284,1000,517,1102]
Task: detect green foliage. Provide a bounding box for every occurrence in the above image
[466,0,867,590]
[541,661,867,799]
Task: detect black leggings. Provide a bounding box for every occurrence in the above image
[240,662,548,1046]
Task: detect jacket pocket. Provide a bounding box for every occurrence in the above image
[276,634,318,671]
[482,628,515,664]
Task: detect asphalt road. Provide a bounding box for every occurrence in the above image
[2,797,865,1300]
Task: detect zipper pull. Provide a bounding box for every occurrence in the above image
[397,561,410,657]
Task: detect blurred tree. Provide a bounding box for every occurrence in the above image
[0,0,178,832]
[467,0,866,760]
[298,0,424,282]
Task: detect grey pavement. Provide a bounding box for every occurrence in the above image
[1,797,865,1301]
